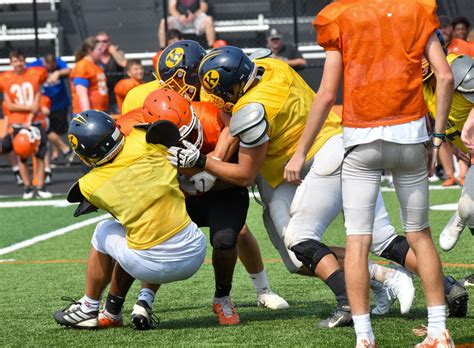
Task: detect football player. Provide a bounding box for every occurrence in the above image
[168,46,468,327]
[53,110,206,329]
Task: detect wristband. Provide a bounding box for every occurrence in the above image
[195,153,207,169]
[431,132,446,141]
[432,142,441,150]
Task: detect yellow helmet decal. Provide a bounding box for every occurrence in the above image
[68,134,79,150]
[202,70,220,90]
[72,114,88,125]
[165,47,185,68]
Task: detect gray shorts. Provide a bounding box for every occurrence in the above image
[168,13,209,35]
[342,140,429,235]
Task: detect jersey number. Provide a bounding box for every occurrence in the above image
[98,73,108,96]
[10,82,34,105]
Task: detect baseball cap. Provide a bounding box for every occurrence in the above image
[267,28,282,40]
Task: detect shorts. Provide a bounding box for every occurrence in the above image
[168,13,209,35]
[48,109,69,135]
[91,220,206,284]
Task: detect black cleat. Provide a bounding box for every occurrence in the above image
[131,300,159,330]
[444,275,469,317]
[317,304,352,328]
[53,296,99,329]
[463,274,474,288]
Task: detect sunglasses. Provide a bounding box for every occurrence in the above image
[270,37,281,42]
[97,39,109,43]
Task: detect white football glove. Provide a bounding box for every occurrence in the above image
[190,171,216,193]
[177,174,197,195]
[167,140,204,168]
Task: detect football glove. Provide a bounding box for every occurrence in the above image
[191,171,216,193]
[167,140,206,168]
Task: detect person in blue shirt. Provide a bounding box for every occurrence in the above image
[28,53,74,165]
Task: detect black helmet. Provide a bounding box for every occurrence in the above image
[198,46,257,110]
[68,110,124,167]
[157,40,207,101]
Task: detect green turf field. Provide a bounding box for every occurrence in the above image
[0,188,472,347]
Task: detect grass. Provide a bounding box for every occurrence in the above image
[0,188,473,347]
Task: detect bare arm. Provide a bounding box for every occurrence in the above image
[461,107,474,152]
[283,50,343,184]
[196,1,208,15]
[4,93,34,112]
[108,45,127,68]
[168,0,181,17]
[76,85,91,111]
[204,142,268,187]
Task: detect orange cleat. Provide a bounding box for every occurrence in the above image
[212,296,240,325]
[98,310,123,328]
[441,176,456,187]
[414,328,455,348]
[458,176,465,187]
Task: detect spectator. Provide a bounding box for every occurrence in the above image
[96,32,128,113]
[159,0,215,48]
[114,59,144,113]
[438,15,453,47]
[71,37,108,114]
[1,49,52,199]
[152,29,184,70]
[28,53,73,162]
[267,28,306,71]
[452,16,471,41]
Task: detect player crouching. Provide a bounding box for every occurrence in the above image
[53,110,206,329]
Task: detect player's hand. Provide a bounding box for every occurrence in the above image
[47,71,60,84]
[167,140,205,168]
[177,174,197,195]
[190,171,216,193]
[426,143,437,177]
[461,115,474,152]
[284,152,305,185]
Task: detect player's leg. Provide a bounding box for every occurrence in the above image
[34,128,52,198]
[236,224,289,309]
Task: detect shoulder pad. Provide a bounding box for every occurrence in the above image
[451,55,473,89]
[67,181,98,217]
[249,48,272,60]
[230,103,269,146]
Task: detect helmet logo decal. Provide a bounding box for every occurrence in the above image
[203,70,220,90]
[72,114,88,125]
[68,134,79,150]
[165,47,185,68]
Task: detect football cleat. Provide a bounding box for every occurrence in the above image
[439,212,466,251]
[464,273,474,288]
[212,296,240,325]
[13,170,23,185]
[36,186,53,199]
[23,186,34,200]
[441,176,456,187]
[131,300,158,330]
[382,266,415,314]
[98,309,123,328]
[444,275,469,317]
[414,329,455,348]
[53,297,98,329]
[316,303,352,328]
[371,280,395,315]
[44,171,52,185]
[256,288,289,310]
[355,339,377,348]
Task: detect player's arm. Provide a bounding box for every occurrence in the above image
[461,107,474,152]
[3,92,34,112]
[284,50,342,184]
[75,84,91,111]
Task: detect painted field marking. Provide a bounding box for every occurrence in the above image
[0,199,73,208]
[430,203,458,211]
[0,214,110,256]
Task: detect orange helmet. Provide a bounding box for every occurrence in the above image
[142,88,203,149]
[13,127,41,159]
[212,39,228,49]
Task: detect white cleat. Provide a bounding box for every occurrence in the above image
[371,280,395,315]
[439,212,466,251]
[257,288,289,309]
[383,266,415,315]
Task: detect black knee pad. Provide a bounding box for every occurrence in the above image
[0,134,13,155]
[290,240,335,273]
[380,235,410,266]
[211,228,238,250]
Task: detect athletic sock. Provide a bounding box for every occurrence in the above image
[79,295,100,313]
[427,305,446,338]
[353,314,375,343]
[324,269,349,307]
[138,288,155,308]
[215,283,232,298]
[105,293,125,316]
[249,269,269,293]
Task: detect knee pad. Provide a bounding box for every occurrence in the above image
[290,240,335,273]
[211,228,238,249]
[379,235,410,266]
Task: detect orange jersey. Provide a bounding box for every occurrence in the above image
[314,0,439,128]
[70,58,108,113]
[1,69,43,125]
[448,38,474,56]
[116,108,145,136]
[32,95,51,129]
[152,50,162,72]
[114,78,142,113]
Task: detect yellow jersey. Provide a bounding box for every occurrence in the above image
[79,128,191,250]
[122,79,162,114]
[423,83,473,153]
[233,58,342,188]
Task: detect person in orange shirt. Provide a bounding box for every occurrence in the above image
[114,59,144,113]
[70,37,108,113]
[284,1,454,347]
[1,50,52,199]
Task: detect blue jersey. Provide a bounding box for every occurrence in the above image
[28,58,70,111]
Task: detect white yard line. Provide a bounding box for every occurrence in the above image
[0,199,72,208]
[0,214,110,256]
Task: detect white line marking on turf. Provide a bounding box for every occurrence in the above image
[0,199,72,208]
[0,214,110,256]
[0,259,16,262]
[430,203,458,211]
